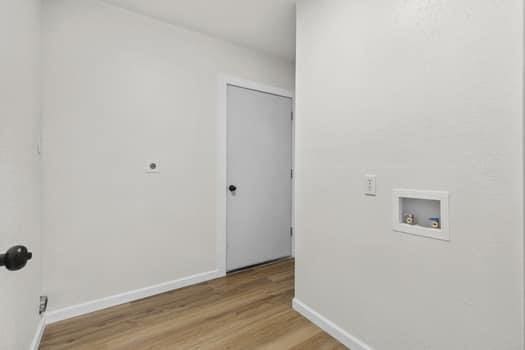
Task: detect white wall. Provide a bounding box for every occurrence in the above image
[0,1,42,349]
[42,0,294,311]
[295,1,523,350]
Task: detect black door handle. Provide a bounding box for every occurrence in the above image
[0,246,32,271]
[229,185,237,192]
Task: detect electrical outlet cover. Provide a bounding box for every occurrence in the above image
[146,161,160,173]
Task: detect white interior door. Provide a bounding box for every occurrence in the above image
[227,85,293,272]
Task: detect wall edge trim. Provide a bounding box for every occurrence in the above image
[292,298,374,350]
[29,317,46,350]
[45,269,224,325]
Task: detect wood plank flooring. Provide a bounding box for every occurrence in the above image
[40,259,346,349]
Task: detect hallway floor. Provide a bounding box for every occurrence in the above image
[40,259,346,349]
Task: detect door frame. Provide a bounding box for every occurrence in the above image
[216,75,295,275]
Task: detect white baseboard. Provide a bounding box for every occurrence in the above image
[30,317,46,350]
[292,298,374,350]
[45,270,223,324]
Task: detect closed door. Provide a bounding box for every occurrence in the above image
[227,85,293,272]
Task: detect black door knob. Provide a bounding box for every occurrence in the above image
[229,185,237,192]
[0,245,32,271]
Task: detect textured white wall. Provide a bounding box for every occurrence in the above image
[0,1,42,349]
[42,0,294,311]
[295,0,523,349]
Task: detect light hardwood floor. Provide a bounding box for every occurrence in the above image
[40,259,346,349]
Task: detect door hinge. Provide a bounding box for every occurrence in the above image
[39,296,48,315]
[291,169,294,179]
[290,227,294,237]
[291,111,294,121]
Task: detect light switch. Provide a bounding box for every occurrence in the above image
[365,175,376,196]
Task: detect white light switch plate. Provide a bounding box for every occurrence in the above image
[365,175,376,196]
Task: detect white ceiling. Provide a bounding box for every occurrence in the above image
[103,0,297,62]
